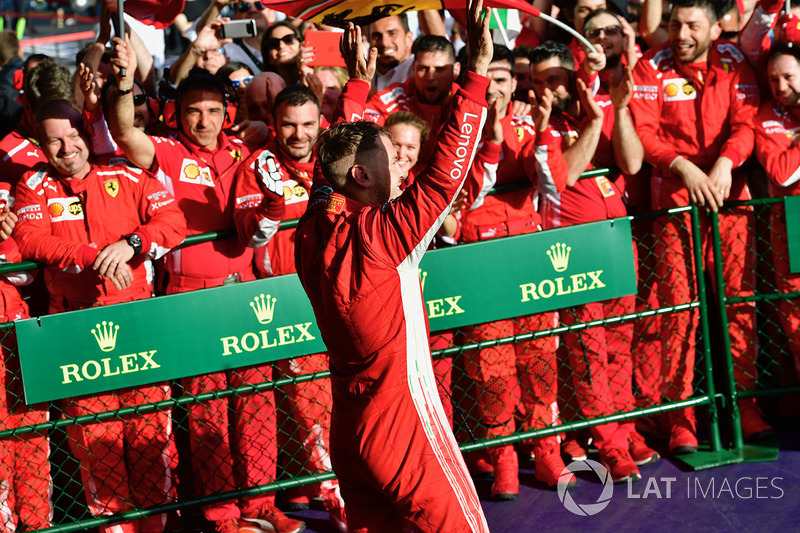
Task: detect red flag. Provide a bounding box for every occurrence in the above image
[260,0,540,27]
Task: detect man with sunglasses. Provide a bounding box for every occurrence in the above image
[108,37,304,533]
[630,0,768,454]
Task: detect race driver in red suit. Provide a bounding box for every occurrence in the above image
[754,43,800,390]
[629,0,770,452]
[457,43,569,498]
[108,38,301,533]
[14,99,187,533]
[294,5,492,531]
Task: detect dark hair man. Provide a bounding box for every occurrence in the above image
[294,0,493,529]
[630,0,767,453]
[233,84,345,530]
[457,42,571,498]
[369,14,415,91]
[530,38,652,484]
[108,37,299,533]
[364,34,461,166]
[754,42,800,412]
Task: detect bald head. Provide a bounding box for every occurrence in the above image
[245,72,286,123]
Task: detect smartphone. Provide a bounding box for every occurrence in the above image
[304,30,347,68]
[220,19,257,40]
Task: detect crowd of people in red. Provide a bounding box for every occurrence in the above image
[0,0,799,530]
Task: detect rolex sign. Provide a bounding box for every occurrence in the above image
[16,217,635,403]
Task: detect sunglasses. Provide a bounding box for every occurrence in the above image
[237,1,265,12]
[230,75,253,89]
[585,25,624,39]
[133,94,146,106]
[266,33,298,50]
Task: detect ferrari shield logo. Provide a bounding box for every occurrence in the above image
[104,179,120,198]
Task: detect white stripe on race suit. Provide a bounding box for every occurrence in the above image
[398,265,489,533]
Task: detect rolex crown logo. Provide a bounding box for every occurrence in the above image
[91,321,119,352]
[250,294,277,324]
[547,243,571,272]
[418,269,428,293]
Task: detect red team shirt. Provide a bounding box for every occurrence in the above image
[150,131,255,288]
[14,158,186,308]
[754,102,800,196]
[461,110,568,241]
[541,93,627,228]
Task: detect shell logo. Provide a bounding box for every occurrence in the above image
[184,164,200,180]
[49,202,64,217]
[665,83,679,97]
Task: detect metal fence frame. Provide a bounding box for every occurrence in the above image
[0,192,793,532]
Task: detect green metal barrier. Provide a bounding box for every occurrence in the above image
[0,169,790,532]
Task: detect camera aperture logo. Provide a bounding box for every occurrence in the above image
[557,459,613,516]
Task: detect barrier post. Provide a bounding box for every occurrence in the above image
[710,207,778,463]
[673,205,741,470]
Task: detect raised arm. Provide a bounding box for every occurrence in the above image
[127,23,155,95]
[609,66,644,175]
[108,36,155,170]
[364,0,492,265]
[562,78,603,186]
[332,22,378,124]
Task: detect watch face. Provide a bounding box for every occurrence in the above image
[128,234,142,252]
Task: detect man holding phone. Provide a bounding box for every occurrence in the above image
[189,0,275,73]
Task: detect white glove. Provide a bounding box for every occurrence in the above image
[256,150,284,198]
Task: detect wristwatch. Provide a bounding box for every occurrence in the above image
[126,233,143,255]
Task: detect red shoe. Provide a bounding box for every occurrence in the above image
[668,408,698,455]
[562,437,588,462]
[215,519,240,533]
[628,430,660,466]
[321,484,347,533]
[739,399,775,441]
[239,501,306,533]
[599,446,641,484]
[490,446,519,501]
[284,486,310,512]
[534,438,574,489]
